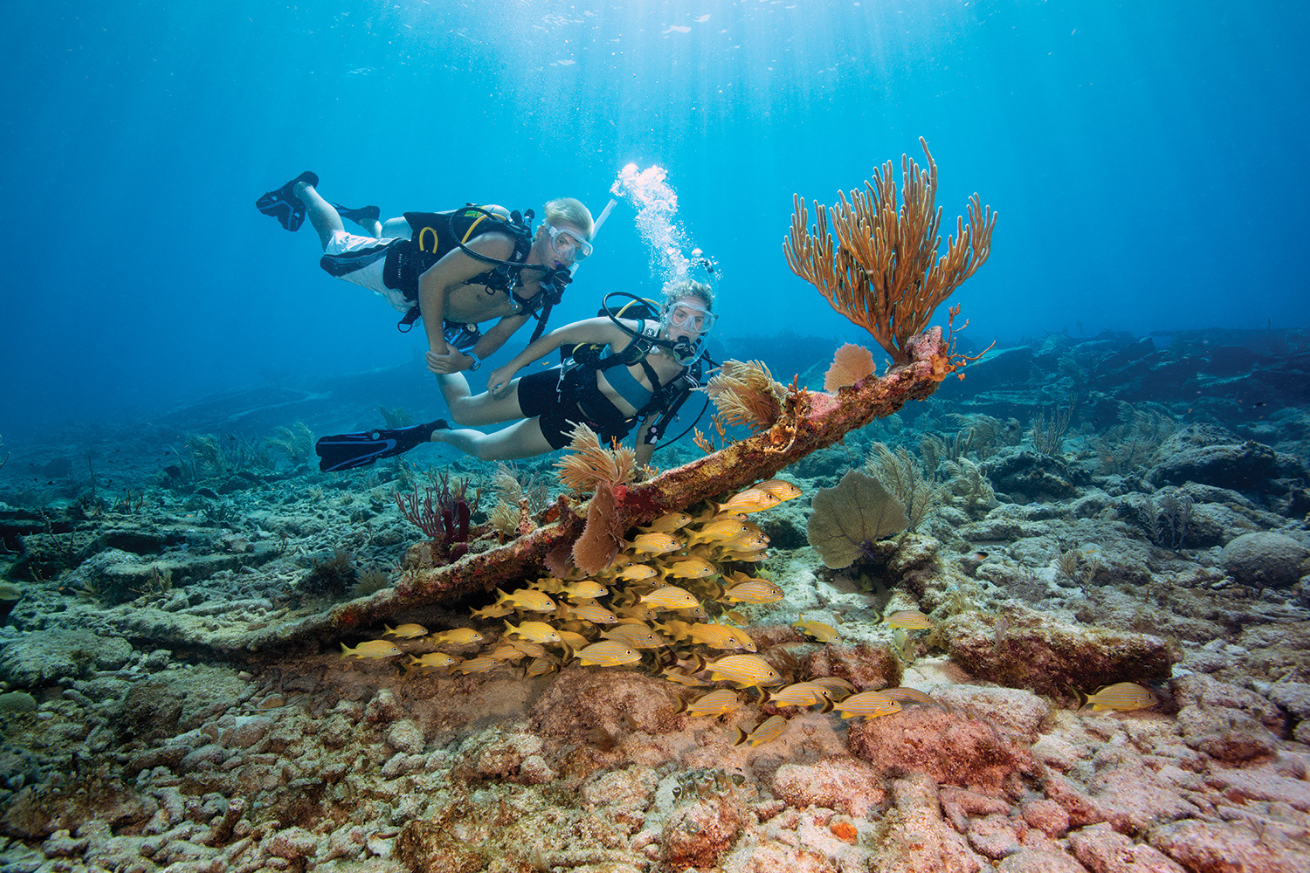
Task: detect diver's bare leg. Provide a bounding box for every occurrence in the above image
[431,419,555,461]
[381,217,411,238]
[435,374,526,426]
[294,182,345,250]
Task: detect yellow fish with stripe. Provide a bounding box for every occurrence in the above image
[676,688,742,717]
[572,641,642,667]
[712,488,781,515]
[428,628,484,646]
[404,652,457,675]
[639,511,694,533]
[494,588,557,613]
[558,599,619,625]
[627,533,683,555]
[704,654,783,688]
[760,682,836,710]
[504,620,562,644]
[609,563,658,582]
[602,624,668,649]
[721,579,784,604]
[453,656,502,674]
[339,640,402,660]
[878,687,944,708]
[835,691,904,720]
[551,580,610,600]
[382,623,428,640]
[884,609,933,630]
[635,586,701,611]
[733,714,788,747]
[659,557,718,580]
[684,518,750,545]
[755,479,802,502]
[1076,682,1158,712]
[792,615,839,642]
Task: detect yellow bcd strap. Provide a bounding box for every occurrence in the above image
[418,226,439,253]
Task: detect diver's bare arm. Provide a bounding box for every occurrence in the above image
[468,314,531,361]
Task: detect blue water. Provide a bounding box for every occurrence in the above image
[2,0,1307,438]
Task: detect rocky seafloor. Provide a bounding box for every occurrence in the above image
[1,327,1309,873]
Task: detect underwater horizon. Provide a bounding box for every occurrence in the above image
[1,0,1307,439]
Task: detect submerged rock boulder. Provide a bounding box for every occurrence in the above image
[939,607,1178,700]
[1221,531,1310,589]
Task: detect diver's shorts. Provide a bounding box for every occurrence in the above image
[319,231,407,311]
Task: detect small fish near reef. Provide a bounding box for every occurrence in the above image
[704,654,784,688]
[884,609,933,630]
[339,640,403,660]
[382,623,428,640]
[755,479,803,502]
[712,488,782,515]
[494,588,557,613]
[793,614,840,643]
[404,652,457,676]
[571,641,642,668]
[676,688,742,717]
[428,628,484,647]
[1076,682,1158,713]
[835,691,904,720]
[733,714,789,747]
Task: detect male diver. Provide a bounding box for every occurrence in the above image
[314,282,715,470]
[256,172,595,377]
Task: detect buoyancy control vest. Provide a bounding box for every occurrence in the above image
[382,205,553,335]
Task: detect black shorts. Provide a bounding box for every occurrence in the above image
[516,367,635,450]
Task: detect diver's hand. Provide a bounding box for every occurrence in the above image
[486,365,517,399]
[425,349,467,375]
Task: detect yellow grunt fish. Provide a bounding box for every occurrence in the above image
[712,488,782,515]
[558,599,619,625]
[610,563,659,582]
[733,714,789,747]
[339,640,402,660]
[678,622,755,652]
[705,654,784,688]
[1076,682,1158,712]
[573,641,642,667]
[603,624,668,649]
[524,657,558,678]
[661,668,712,687]
[628,533,684,555]
[635,586,701,611]
[404,652,457,675]
[495,588,557,613]
[428,628,484,647]
[684,518,750,545]
[755,479,803,502]
[835,691,904,720]
[504,620,563,644]
[640,512,694,533]
[721,580,785,604]
[470,603,515,620]
[382,623,428,640]
[453,656,503,674]
[792,615,840,643]
[677,688,742,717]
[659,557,718,580]
[760,682,835,709]
[884,610,933,630]
[556,580,610,600]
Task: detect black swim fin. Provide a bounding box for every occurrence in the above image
[256,171,319,231]
[331,202,381,228]
[314,420,447,473]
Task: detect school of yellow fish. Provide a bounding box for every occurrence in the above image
[339,477,1160,745]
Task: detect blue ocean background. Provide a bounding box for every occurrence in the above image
[2,0,1307,442]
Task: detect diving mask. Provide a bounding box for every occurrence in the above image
[663,301,716,365]
[542,222,593,262]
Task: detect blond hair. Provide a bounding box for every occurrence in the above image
[662,279,714,313]
[543,197,595,240]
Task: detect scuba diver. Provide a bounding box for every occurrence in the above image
[313,281,715,470]
[256,171,594,376]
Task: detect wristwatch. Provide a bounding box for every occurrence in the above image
[465,352,482,371]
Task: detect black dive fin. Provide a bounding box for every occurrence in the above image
[331,202,382,228]
[256,171,319,231]
[314,420,447,473]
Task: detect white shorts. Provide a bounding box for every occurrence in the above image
[321,231,409,312]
